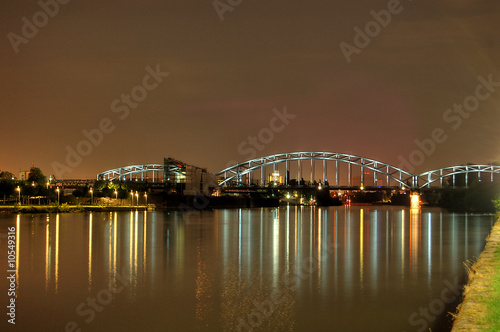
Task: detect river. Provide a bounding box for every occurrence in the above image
[0,206,495,331]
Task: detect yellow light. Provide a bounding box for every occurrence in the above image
[411,193,420,209]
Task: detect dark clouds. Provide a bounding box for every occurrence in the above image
[0,0,499,178]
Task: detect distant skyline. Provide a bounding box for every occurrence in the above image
[1,0,499,179]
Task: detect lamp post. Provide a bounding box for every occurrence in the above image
[56,188,60,204]
[90,188,93,205]
[114,190,118,205]
[16,186,21,205]
[46,181,50,189]
[144,192,148,206]
[131,191,134,206]
[135,191,139,206]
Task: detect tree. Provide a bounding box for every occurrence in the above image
[0,180,15,198]
[0,171,15,180]
[27,167,47,186]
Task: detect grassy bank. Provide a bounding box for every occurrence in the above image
[452,218,500,331]
[0,204,147,213]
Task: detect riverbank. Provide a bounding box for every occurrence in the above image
[452,217,500,331]
[0,205,148,213]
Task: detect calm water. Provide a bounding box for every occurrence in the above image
[0,206,495,332]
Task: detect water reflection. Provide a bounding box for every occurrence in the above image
[16,214,20,289]
[4,206,495,331]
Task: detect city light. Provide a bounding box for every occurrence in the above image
[90,188,93,205]
[16,186,20,204]
[411,193,421,209]
[56,188,60,204]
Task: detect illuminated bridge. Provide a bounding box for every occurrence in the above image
[215,152,500,189]
[97,164,164,182]
[95,152,500,190]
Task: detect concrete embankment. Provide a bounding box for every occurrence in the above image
[452,217,500,331]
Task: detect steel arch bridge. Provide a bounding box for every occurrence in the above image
[417,165,500,188]
[97,164,164,182]
[216,152,500,189]
[216,152,415,188]
[94,153,500,189]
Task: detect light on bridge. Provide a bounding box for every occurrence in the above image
[410,193,421,209]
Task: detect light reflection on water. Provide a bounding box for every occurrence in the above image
[0,206,495,331]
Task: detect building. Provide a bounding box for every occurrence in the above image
[269,171,284,185]
[18,170,29,181]
[164,157,217,196]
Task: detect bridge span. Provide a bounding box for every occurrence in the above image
[94,152,500,190]
[215,152,500,189]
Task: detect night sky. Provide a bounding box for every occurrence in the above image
[1,0,499,179]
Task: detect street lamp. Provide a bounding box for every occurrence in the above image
[114,190,118,202]
[56,188,60,204]
[144,192,148,206]
[131,190,134,206]
[90,188,93,205]
[16,186,21,205]
[135,191,139,205]
[46,181,50,189]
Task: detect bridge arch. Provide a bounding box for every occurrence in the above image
[216,152,414,188]
[416,165,500,188]
[97,164,164,182]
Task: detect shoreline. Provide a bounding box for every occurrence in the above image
[452,217,500,331]
[0,205,148,213]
